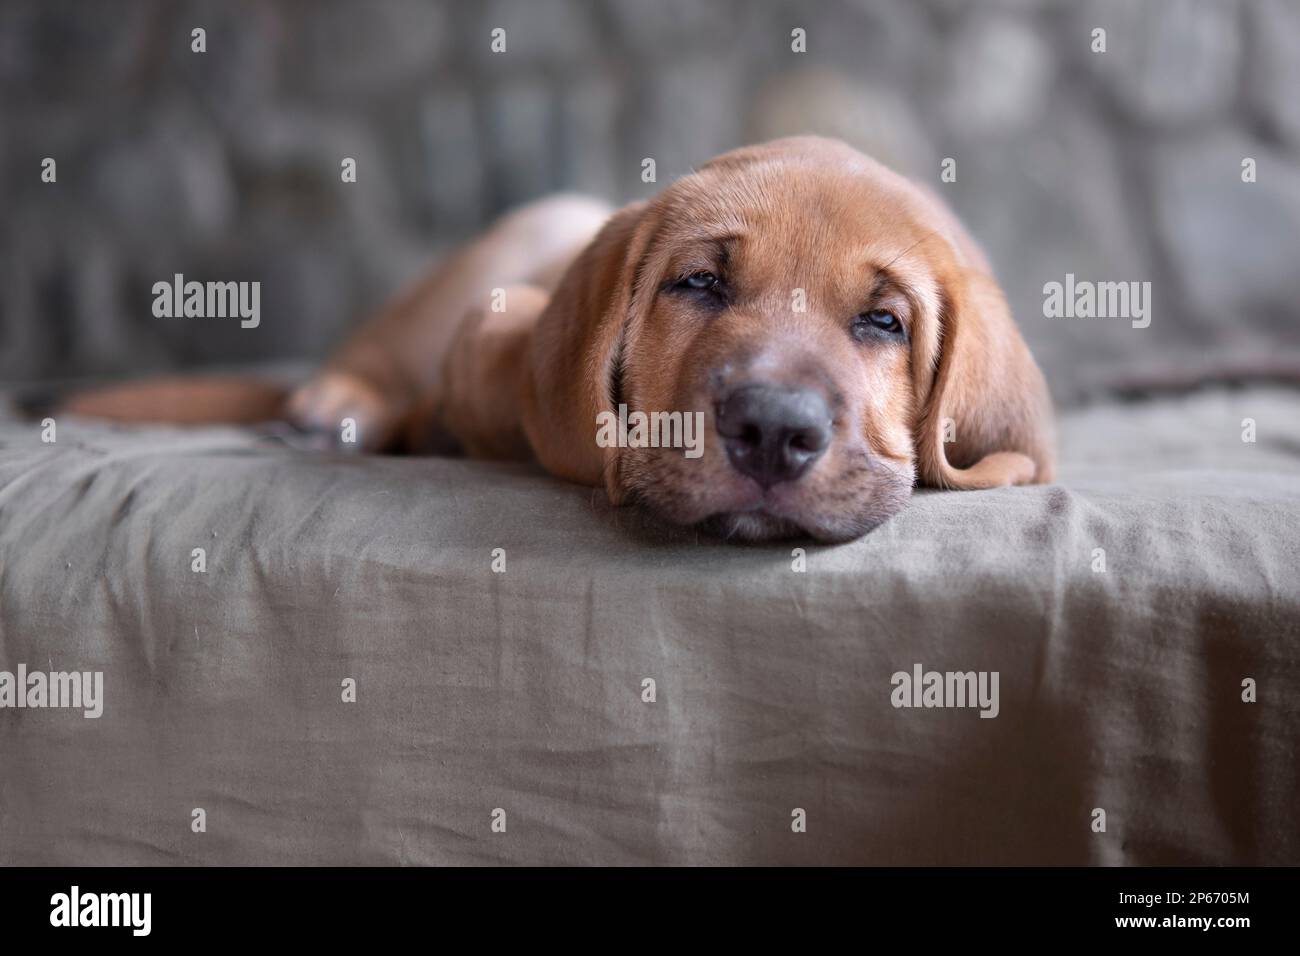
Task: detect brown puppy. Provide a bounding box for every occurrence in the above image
[63,137,1054,542]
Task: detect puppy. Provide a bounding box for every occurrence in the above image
[62,136,1054,542]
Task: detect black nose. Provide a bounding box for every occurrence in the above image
[716,385,833,488]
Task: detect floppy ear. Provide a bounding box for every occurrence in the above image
[519,201,657,504]
[913,266,1055,490]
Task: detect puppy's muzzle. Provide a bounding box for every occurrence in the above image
[716,384,832,488]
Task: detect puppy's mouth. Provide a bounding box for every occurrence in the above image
[687,478,810,539]
[623,447,915,543]
[629,476,849,542]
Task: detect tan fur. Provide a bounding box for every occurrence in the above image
[62,137,1053,541]
[60,377,287,424]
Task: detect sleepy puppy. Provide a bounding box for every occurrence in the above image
[63,136,1054,543]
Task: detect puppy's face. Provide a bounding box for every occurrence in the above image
[613,147,955,542]
[526,137,1052,544]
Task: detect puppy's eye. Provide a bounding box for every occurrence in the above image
[852,309,903,340]
[679,271,719,292]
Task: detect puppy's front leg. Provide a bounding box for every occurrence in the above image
[404,285,550,458]
[284,353,413,452]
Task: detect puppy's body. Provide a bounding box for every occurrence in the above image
[63,137,1053,542]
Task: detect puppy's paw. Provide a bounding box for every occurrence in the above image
[286,371,398,452]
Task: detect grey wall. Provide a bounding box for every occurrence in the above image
[2,0,1298,401]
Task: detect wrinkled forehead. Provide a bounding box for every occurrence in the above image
[654,158,949,291]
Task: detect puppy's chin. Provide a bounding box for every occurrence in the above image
[695,511,810,543]
[693,501,902,544]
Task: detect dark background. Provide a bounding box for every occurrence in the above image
[2,0,1298,401]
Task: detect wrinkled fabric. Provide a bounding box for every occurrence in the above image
[0,387,1297,865]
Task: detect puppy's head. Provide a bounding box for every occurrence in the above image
[524,137,1053,543]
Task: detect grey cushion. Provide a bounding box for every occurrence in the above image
[0,386,1297,864]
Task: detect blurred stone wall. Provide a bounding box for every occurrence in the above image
[1,0,1298,401]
